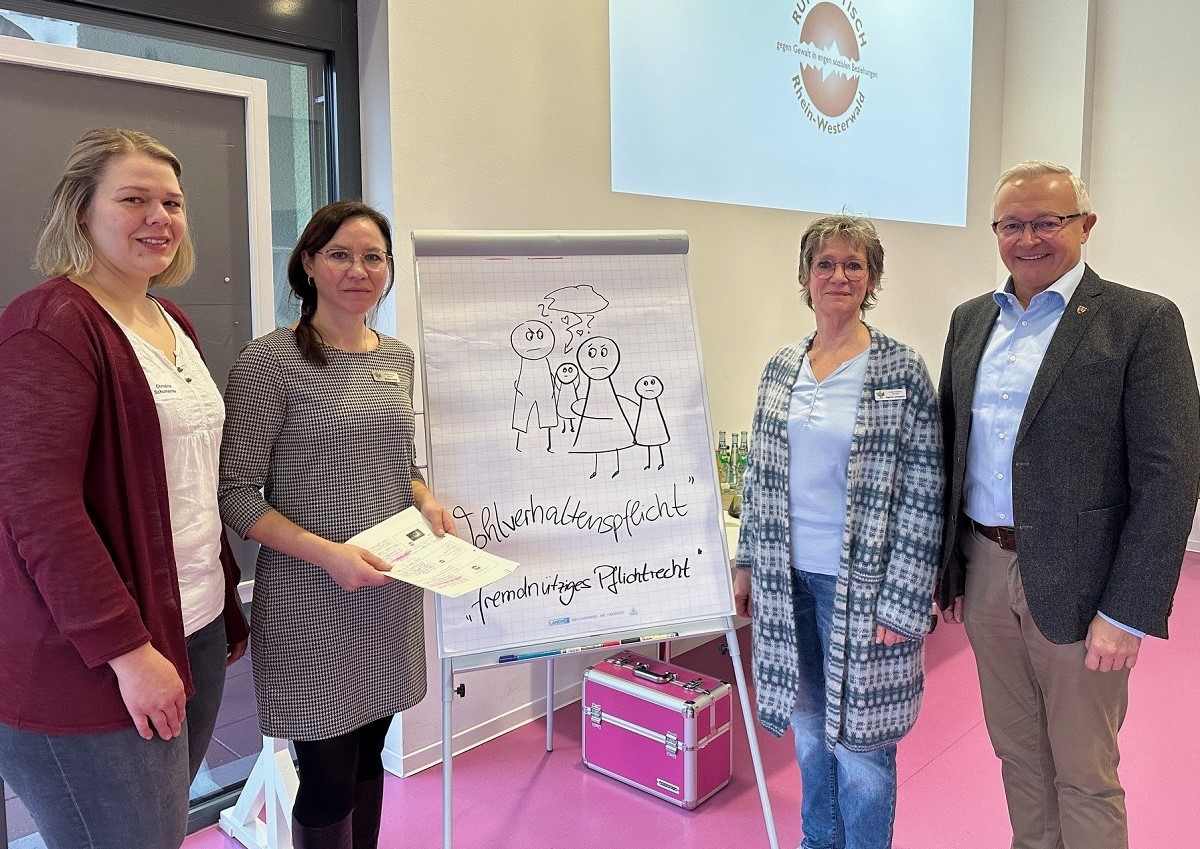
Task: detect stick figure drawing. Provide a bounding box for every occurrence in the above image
[570,335,635,478]
[554,362,581,434]
[633,374,670,470]
[511,319,557,452]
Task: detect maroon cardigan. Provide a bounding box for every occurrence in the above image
[0,277,249,734]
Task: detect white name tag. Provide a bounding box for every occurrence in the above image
[874,388,906,401]
[372,369,402,384]
[151,381,179,398]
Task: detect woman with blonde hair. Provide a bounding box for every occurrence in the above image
[0,128,248,849]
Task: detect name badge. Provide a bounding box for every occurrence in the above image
[874,388,906,401]
[372,369,402,384]
[151,381,179,398]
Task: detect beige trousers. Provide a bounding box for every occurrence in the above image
[962,527,1130,849]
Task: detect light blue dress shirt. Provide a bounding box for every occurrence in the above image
[788,347,870,576]
[964,259,1141,637]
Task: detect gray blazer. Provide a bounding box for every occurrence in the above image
[937,265,1200,643]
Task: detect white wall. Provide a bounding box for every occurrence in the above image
[999,0,1095,177]
[1087,3,1200,341]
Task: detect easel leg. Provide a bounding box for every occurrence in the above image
[442,657,454,849]
[219,736,298,849]
[545,658,556,752]
[725,626,780,849]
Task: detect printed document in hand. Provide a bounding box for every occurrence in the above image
[346,507,519,597]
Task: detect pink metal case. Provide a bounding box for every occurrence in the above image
[581,651,732,809]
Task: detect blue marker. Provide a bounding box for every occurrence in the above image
[497,648,562,663]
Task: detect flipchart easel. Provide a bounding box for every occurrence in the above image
[413,230,778,848]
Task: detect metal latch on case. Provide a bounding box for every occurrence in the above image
[664,732,680,758]
[587,703,604,726]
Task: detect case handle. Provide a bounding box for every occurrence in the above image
[632,663,675,685]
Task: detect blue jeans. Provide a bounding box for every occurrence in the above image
[791,570,897,849]
[0,614,227,849]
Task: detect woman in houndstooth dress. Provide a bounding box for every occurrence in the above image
[219,201,455,849]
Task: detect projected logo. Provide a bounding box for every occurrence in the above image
[780,1,878,133]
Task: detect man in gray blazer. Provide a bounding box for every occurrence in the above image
[937,160,1200,849]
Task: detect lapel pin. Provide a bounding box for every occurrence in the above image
[1077,305,1088,315]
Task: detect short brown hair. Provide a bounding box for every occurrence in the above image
[35,128,195,288]
[797,215,884,312]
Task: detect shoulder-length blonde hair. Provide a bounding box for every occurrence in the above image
[35,128,196,288]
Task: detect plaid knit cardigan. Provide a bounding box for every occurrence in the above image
[735,327,944,749]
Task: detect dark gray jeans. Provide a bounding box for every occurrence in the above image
[0,613,227,849]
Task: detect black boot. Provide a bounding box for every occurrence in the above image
[292,812,353,849]
[352,774,385,849]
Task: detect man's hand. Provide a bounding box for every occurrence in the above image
[1084,614,1141,672]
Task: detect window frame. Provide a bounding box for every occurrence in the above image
[17,0,361,198]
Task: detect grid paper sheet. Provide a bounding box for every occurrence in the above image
[416,246,733,657]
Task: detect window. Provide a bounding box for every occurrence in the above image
[2,4,328,327]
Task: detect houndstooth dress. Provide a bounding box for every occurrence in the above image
[219,327,427,740]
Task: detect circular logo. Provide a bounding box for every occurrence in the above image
[799,3,860,117]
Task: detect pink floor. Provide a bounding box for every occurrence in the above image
[185,560,1200,849]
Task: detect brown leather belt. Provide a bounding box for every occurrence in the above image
[971,519,1017,552]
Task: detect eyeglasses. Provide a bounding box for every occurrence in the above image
[991,212,1086,239]
[313,249,392,272]
[811,259,868,283]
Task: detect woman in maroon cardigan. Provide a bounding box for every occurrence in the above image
[0,129,248,849]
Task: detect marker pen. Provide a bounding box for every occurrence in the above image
[497,648,562,663]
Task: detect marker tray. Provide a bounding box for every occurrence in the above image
[581,650,732,809]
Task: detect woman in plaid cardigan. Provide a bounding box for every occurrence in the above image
[733,216,944,849]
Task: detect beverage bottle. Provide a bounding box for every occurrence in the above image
[735,431,749,490]
[717,430,730,491]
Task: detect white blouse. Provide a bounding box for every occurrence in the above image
[113,300,226,636]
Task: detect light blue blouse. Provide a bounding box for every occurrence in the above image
[787,347,870,575]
